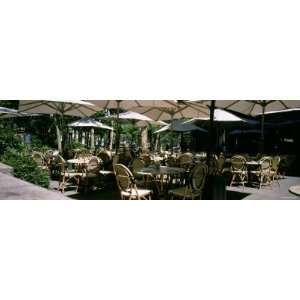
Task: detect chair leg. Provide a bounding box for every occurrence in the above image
[230,174,235,186]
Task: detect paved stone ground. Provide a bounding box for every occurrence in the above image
[227,176,300,200]
[50,176,300,200]
[0,172,69,200]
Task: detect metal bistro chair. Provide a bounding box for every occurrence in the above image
[114,164,152,200]
[230,155,248,187]
[249,156,272,189]
[169,163,208,200]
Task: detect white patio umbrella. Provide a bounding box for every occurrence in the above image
[104,110,159,125]
[68,117,113,149]
[212,100,300,152]
[131,101,210,152]
[184,108,259,149]
[103,110,167,151]
[68,118,113,130]
[18,100,99,152]
[184,108,256,123]
[89,100,179,152]
[191,100,300,154]
[0,106,20,118]
[155,119,208,133]
[19,100,98,117]
[131,101,209,121]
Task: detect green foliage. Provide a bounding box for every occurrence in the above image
[120,123,139,144]
[0,127,24,156]
[1,148,50,188]
[69,141,86,150]
[0,100,19,109]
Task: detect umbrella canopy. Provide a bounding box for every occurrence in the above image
[196,100,300,153]
[131,101,210,153]
[185,108,258,124]
[131,101,209,121]
[0,106,40,119]
[19,100,98,117]
[18,100,99,152]
[228,129,265,135]
[68,118,113,130]
[105,111,167,127]
[155,119,208,133]
[136,120,167,128]
[0,106,20,118]
[105,110,153,122]
[89,100,178,110]
[213,100,300,116]
[89,100,179,152]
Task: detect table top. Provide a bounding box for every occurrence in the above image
[67,158,92,164]
[289,185,300,196]
[137,166,185,176]
[246,161,261,166]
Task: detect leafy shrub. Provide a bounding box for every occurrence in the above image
[69,141,86,150]
[1,148,50,188]
[0,128,24,156]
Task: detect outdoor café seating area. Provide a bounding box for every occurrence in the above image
[28,146,293,200]
[1,100,300,200]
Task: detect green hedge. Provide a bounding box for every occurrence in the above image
[1,148,50,188]
[0,128,24,156]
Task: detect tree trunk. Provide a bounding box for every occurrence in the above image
[91,128,95,150]
[56,124,62,153]
[109,122,114,151]
[141,126,148,152]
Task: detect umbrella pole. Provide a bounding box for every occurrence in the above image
[207,100,216,167]
[54,114,63,153]
[171,112,174,154]
[261,105,266,154]
[116,100,121,154]
[109,121,114,151]
[91,127,95,150]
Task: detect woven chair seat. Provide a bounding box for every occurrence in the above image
[121,188,151,198]
[61,171,83,178]
[232,170,247,174]
[169,187,201,199]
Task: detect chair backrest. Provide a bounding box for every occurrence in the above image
[179,153,193,169]
[119,150,133,166]
[208,155,219,175]
[114,164,136,192]
[217,155,225,174]
[259,156,272,171]
[140,154,151,166]
[231,155,247,171]
[32,151,45,166]
[75,149,90,159]
[131,158,144,173]
[55,154,66,173]
[167,156,178,167]
[112,154,119,166]
[272,156,280,171]
[86,156,100,174]
[97,150,112,163]
[190,163,208,192]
